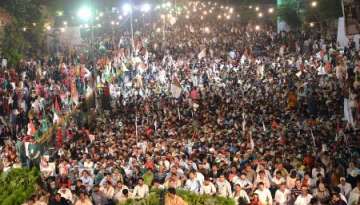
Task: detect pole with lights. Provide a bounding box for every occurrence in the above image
[77,5,98,109]
[123,3,134,57]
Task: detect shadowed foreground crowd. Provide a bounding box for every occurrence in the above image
[1,2,360,205]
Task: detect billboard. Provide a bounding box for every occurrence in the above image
[343,0,360,35]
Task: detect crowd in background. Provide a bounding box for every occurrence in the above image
[0,1,360,205]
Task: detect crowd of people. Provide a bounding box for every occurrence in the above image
[1,1,360,205]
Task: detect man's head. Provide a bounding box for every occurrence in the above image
[219,175,225,182]
[280,182,286,191]
[121,188,128,196]
[54,193,62,202]
[93,185,100,192]
[168,187,176,196]
[340,177,346,185]
[258,182,264,190]
[138,178,144,186]
[189,171,196,180]
[240,173,247,180]
[331,193,341,203]
[301,186,309,195]
[235,184,242,192]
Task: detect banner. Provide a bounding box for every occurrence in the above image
[344,0,360,35]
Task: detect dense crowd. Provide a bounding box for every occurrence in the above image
[1,2,360,205]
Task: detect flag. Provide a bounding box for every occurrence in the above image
[53,112,60,124]
[27,120,36,136]
[171,84,182,98]
[54,97,61,113]
[198,48,206,59]
[56,128,63,148]
[249,131,254,151]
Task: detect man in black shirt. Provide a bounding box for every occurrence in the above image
[48,193,70,205]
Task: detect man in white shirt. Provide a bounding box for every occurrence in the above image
[100,181,115,199]
[185,171,201,193]
[348,180,360,205]
[200,178,216,195]
[216,175,232,197]
[311,165,325,181]
[337,177,352,199]
[232,173,253,192]
[274,183,290,205]
[113,181,129,202]
[132,178,149,199]
[294,186,312,205]
[272,171,286,190]
[254,182,273,205]
[58,184,73,203]
[232,184,250,205]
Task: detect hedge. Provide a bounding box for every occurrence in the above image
[0,168,40,205]
[119,189,236,205]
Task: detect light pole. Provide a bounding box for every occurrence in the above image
[123,3,134,56]
[77,6,97,109]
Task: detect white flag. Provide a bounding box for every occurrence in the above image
[198,48,206,59]
[170,84,182,98]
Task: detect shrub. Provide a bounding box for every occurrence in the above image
[0,168,40,205]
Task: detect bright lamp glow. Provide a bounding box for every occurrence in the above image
[310,22,315,27]
[255,6,259,11]
[77,6,92,20]
[311,1,317,7]
[255,25,260,30]
[123,3,132,14]
[141,3,151,12]
[258,12,263,17]
[268,8,274,13]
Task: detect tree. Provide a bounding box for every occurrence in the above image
[277,0,302,29]
[1,0,46,67]
[0,168,40,205]
[304,0,342,33]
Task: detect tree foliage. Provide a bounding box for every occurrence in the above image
[277,1,302,29]
[1,0,46,67]
[277,0,342,30]
[0,168,40,205]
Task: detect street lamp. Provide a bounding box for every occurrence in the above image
[141,3,151,13]
[258,12,263,18]
[77,5,99,109]
[57,11,63,16]
[311,1,317,7]
[123,3,134,56]
[122,3,132,15]
[310,22,315,27]
[268,8,274,14]
[77,6,92,20]
[255,25,260,31]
